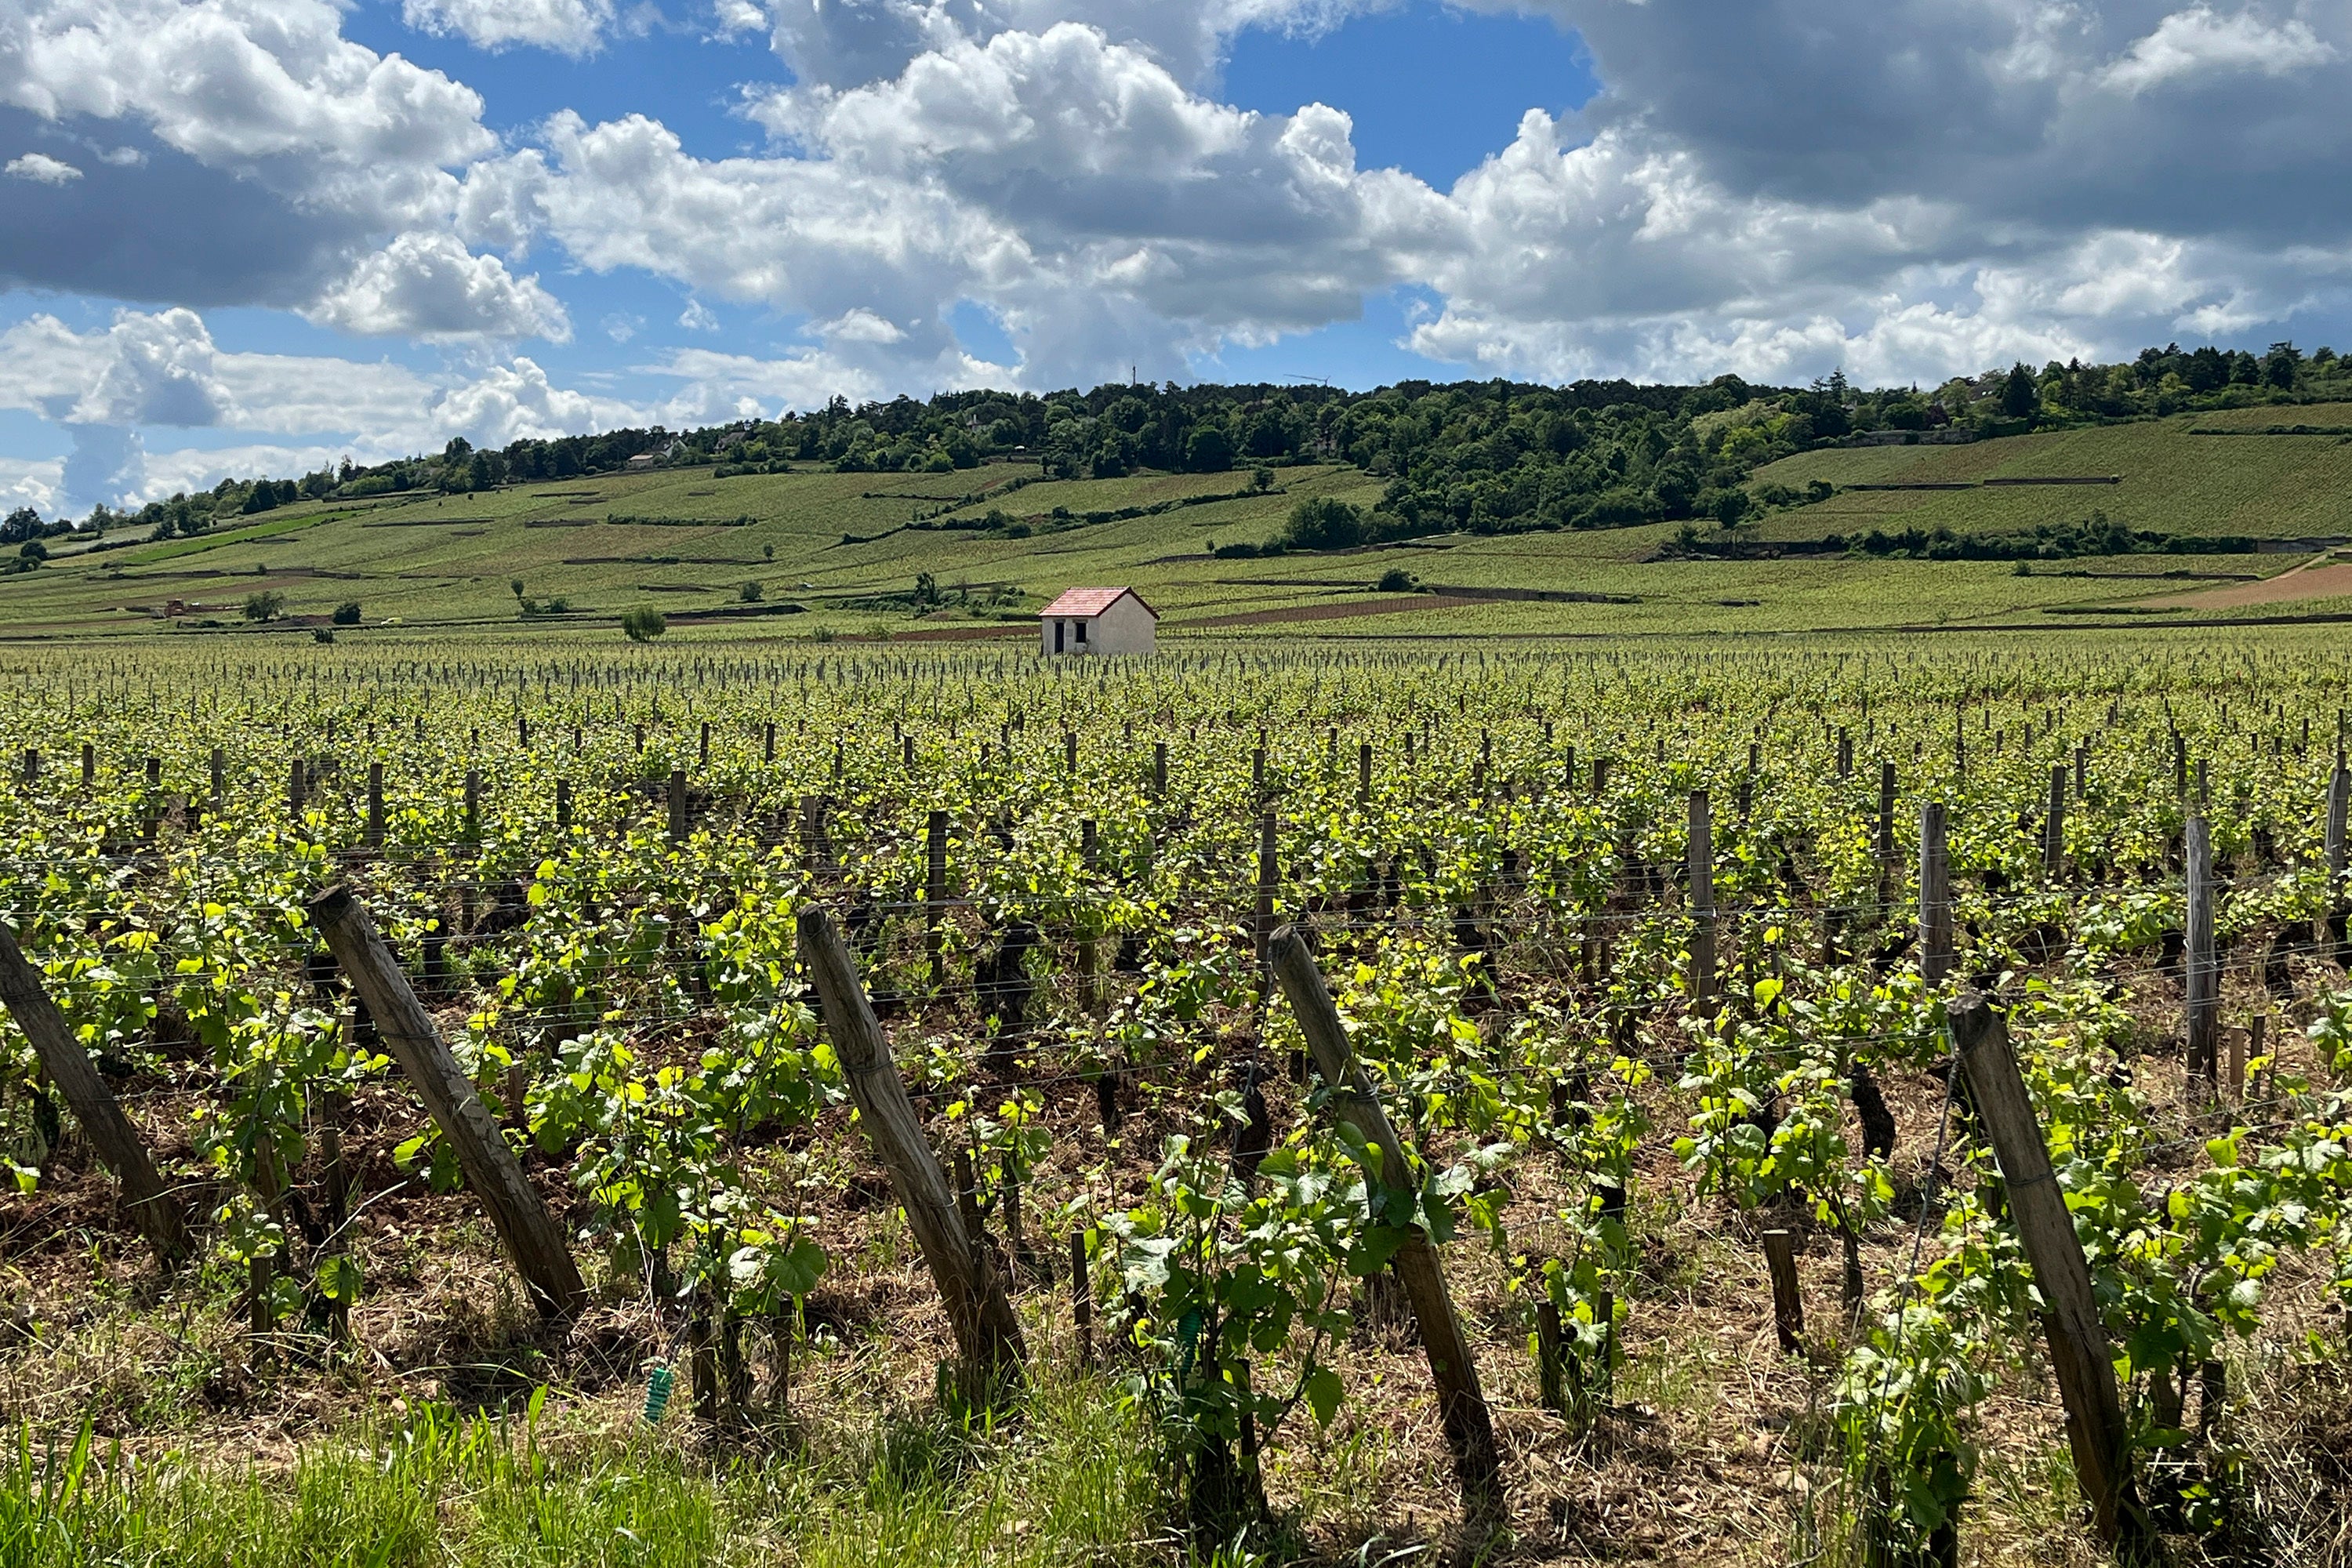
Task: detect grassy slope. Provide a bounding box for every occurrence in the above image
[7,412,2352,642]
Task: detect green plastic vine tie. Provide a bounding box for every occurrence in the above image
[642,1363,674,1424]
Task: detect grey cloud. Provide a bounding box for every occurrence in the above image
[1509,0,2352,246]
[0,111,365,306]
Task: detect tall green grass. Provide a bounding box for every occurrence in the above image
[1,1372,1160,1568]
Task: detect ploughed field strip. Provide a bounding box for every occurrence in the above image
[3,638,2352,1566]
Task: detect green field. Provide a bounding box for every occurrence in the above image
[8,412,2352,642]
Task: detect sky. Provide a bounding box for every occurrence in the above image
[5,0,2352,517]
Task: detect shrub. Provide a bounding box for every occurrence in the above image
[1377,567,1418,593]
[242,590,285,622]
[311,628,335,644]
[739,580,764,603]
[620,606,667,641]
[332,601,362,626]
[18,540,47,563]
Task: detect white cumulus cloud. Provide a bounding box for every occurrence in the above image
[401,0,619,57]
[5,151,82,183]
[305,232,572,340]
[2100,5,2334,94]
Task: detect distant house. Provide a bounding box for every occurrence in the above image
[625,452,659,470]
[1040,586,1157,655]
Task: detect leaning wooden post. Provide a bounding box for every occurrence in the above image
[306,887,586,1319]
[0,921,189,1264]
[1687,789,1715,1006]
[1269,924,1504,1517]
[797,908,1027,1384]
[2186,815,2219,1099]
[1949,993,2145,1549]
[1918,801,1954,984]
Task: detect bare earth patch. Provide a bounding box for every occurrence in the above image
[2150,556,2352,608]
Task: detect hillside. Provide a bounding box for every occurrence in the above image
[5,412,2352,641]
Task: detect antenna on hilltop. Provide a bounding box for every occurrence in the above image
[1282,374,1333,388]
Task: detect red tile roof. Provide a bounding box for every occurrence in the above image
[1040,586,1156,619]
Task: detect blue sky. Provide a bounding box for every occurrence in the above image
[6,0,2352,516]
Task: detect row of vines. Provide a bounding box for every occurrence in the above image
[4,639,2351,1563]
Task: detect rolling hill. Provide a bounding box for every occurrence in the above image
[5,411,2350,643]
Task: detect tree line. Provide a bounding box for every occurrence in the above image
[21,339,2350,549]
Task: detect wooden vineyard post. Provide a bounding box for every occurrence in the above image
[797,907,1027,1386]
[2328,754,2349,965]
[925,810,950,990]
[2186,816,2219,1099]
[1761,1229,1804,1353]
[1918,801,1954,984]
[306,887,586,1319]
[2044,764,2067,880]
[1152,739,1168,798]
[1269,925,1504,1519]
[365,763,385,848]
[1357,740,1372,806]
[1687,789,1715,1006]
[1950,994,2145,1550]
[0,921,190,1265]
[1876,761,1897,904]
[667,768,688,847]
[210,747,225,804]
[1254,810,1279,969]
[1070,1231,1094,1363]
[556,779,572,833]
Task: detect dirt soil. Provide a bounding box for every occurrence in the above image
[2153,556,2352,608]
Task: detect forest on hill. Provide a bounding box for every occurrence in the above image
[13,339,2352,558]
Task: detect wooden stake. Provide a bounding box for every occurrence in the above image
[307,887,586,1319]
[667,768,688,846]
[1254,810,1278,967]
[0,921,189,1264]
[1269,924,1503,1518]
[1876,761,1897,901]
[1951,993,2145,1550]
[2044,764,2067,880]
[1070,1230,1094,1364]
[1762,1228,1804,1354]
[797,908,1026,1385]
[1918,801,1953,984]
[925,809,949,989]
[2186,816,2219,1099]
[1688,789,1715,1005]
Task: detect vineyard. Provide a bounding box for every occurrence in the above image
[3,637,2352,1568]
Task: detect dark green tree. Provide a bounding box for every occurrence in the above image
[1277,497,1365,551]
[1999,363,2038,418]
